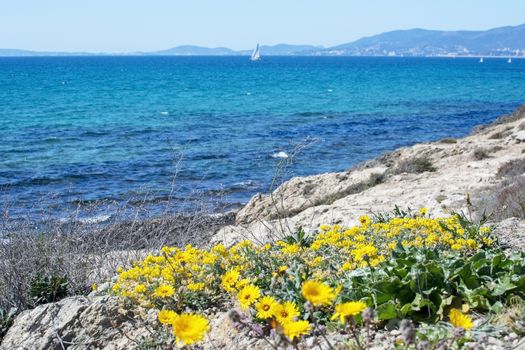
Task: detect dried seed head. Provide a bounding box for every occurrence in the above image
[304,301,314,313]
[399,319,415,345]
[362,307,375,324]
[452,327,465,338]
[227,309,241,323]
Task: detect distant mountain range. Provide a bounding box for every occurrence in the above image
[326,23,525,57]
[2,23,525,57]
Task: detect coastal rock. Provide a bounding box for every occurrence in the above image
[236,165,387,224]
[1,296,89,350]
[0,296,151,350]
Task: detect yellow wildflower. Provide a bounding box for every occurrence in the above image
[281,243,301,255]
[278,265,288,274]
[482,237,493,246]
[301,280,336,306]
[236,278,250,290]
[451,243,462,250]
[237,284,261,309]
[359,215,372,227]
[331,301,367,323]
[274,301,300,323]
[187,283,205,292]
[221,270,240,293]
[342,261,353,271]
[171,313,209,346]
[158,309,178,325]
[281,320,312,341]
[134,284,147,294]
[256,296,277,319]
[154,284,175,298]
[419,207,428,216]
[449,308,473,330]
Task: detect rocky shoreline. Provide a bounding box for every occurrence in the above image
[213,104,525,247]
[2,104,525,350]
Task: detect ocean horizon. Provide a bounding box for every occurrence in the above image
[1,55,524,222]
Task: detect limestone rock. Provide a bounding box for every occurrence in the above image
[236,166,387,224]
[1,296,150,350]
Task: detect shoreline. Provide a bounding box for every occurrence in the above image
[212,103,525,246]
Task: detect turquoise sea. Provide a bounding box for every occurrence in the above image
[1,56,524,220]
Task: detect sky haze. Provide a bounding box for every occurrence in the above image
[1,0,525,52]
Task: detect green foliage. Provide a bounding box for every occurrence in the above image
[282,227,314,247]
[29,274,70,306]
[0,308,17,341]
[342,248,525,323]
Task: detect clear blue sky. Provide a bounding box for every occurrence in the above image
[1,0,525,52]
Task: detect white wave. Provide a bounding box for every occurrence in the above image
[58,214,111,225]
[272,151,289,159]
[159,111,169,116]
[233,180,256,187]
[79,214,111,224]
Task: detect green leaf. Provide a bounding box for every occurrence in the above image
[492,276,516,296]
[376,302,398,320]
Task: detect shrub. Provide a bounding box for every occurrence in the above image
[29,275,70,306]
[497,158,525,178]
[489,145,504,153]
[435,195,447,203]
[394,157,436,174]
[439,138,457,144]
[473,148,490,160]
[368,172,385,186]
[478,176,525,221]
[488,127,513,140]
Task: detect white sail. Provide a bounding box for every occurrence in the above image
[479,57,484,63]
[250,44,260,61]
[508,58,512,63]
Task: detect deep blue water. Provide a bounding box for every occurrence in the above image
[1,56,524,220]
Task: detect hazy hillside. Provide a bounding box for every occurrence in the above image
[146,45,236,56]
[326,23,525,56]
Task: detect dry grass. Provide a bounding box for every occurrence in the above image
[492,296,525,335]
[497,158,525,178]
[0,197,234,312]
[476,176,525,222]
[438,137,457,144]
[473,148,490,161]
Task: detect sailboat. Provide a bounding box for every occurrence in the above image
[508,57,512,64]
[479,57,484,63]
[250,43,261,61]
